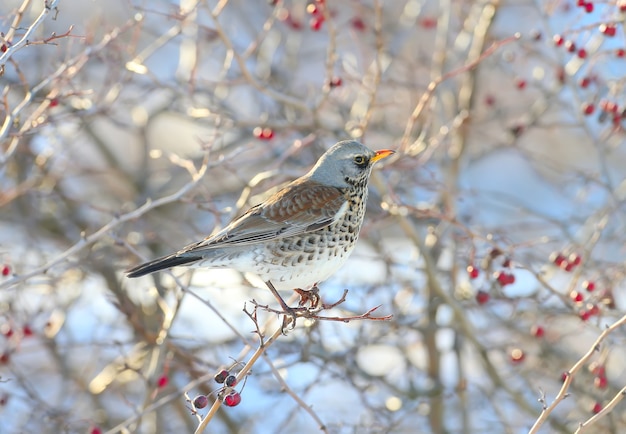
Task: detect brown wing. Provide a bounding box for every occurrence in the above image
[178,178,346,255]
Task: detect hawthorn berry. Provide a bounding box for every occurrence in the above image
[0,352,9,364]
[225,375,237,387]
[600,24,616,37]
[584,2,593,13]
[466,264,479,279]
[551,253,566,267]
[570,290,584,303]
[579,309,591,321]
[564,40,576,53]
[579,76,591,88]
[617,48,625,58]
[329,76,342,87]
[475,290,490,305]
[224,391,242,407]
[568,253,581,266]
[510,348,525,363]
[89,427,102,434]
[553,34,564,46]
[592,401,603,414]
[531,325,545,338]
[577,48,587,59]
[214,369,229,384]
[350,17,366,32]
[515,78,527,90]
[156,375,168,388]
[594,375,608,389]
[193,394,209,409]
[22,325,33,337]
[582,280,595,292]
[582,102,594,115]
[590,362,605,377]
[1,265,9,276]
[310,16,324,31]
[253,127,275,140]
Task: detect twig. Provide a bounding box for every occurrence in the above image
[194,325,284,434]
[0,153,211,290]
[0,0,60,70]
[528,313,626,434]
[574,385,626,433]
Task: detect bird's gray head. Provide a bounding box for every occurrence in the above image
[307,140,394,188]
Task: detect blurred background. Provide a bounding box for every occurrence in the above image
[2,0,626,433]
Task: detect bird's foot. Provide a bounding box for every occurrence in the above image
[294,285,321,310]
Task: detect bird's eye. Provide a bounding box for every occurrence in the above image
[353,155,366,166]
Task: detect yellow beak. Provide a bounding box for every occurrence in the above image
[371,149,395,163]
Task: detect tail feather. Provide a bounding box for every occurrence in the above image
[126,254,201,278]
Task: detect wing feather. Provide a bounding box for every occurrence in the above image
[178,178,346,256]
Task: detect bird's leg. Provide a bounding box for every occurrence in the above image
[294,285,321,309]
[265,281,297,331]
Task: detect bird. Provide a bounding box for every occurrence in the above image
[127,140,394,314]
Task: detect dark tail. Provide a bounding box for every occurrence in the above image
[126,254,201,278]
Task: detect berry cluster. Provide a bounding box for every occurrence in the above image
[307,0,326,31]
[469,250,516,305]
[191,368,242,411]
[253,127,274,140]
[550,251,581,272]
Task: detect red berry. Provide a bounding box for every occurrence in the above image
[588,304,600,316]
[570,290,584,303]
[350,17,366,32]
[600,24,617,37]
[562,262,575,272]
[510,348,525,363]
[22,325,33,337]
[617,48,626,58]
[261,128,274,139]
[594,375,608,389]
[90,427,102,434]
[577,48,587,59]
[576,0,585,6]
[564,40,576,53]
[584,2,593,12]
[329,76,342,87]
[1,265,10,276]
[253,127,274,140]
[568,253,581,266]
[551,253,566,267]
[579,76,591,88]
[515,78,527,90]
[419,17,437,29]
[592,401,603,414]
[1,326,13,338]
[591,363,605,377]
[560,371,569,382]
[475,290,490,305]
[224,391,242,407]
[225,375,237,387]
[310,16,324,31]
[214,369,229,384]
[531,325,545,338]
[553,34,564,46]
[600,100,618,113]
[620,1,626,12]
[582,102,594,115]
[306,4,320,15]
[157,375,168,388]
[0,352,9,364]
[49,98,59,108]
[466,264,479,279]
[583,280,595,292]
[579,309,591,321]
[193,394,209,409]
[484,95,496,106]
